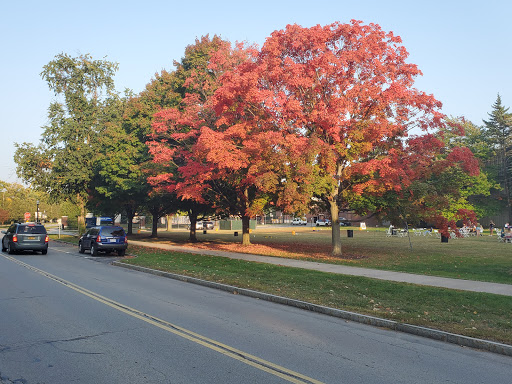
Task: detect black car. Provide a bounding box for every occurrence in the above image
[1,222,49,254]
[78,226,128,256]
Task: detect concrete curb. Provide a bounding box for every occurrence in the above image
[112,261,512,357]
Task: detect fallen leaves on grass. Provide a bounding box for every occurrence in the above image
[159,240,367,261]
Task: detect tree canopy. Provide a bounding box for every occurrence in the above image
[11,25,503,250]
[15,53,119,227]
[206,21,479,254]
[144,22,483,253]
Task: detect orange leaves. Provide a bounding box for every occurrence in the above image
[196,126,249,171]
[257,20,434,159]
[446,147,480,177]
[146,141,176,164]
[145,23,480,229]
[147,173,175,187]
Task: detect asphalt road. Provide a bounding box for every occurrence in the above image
[0,241,511,384]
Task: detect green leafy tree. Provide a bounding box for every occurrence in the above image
[372,116,497,240]
[118,70,182,237]
[15,53,118,228]
[91,65,185,237]
[0,182,55,223]
[442,117,501,219]
[88,91,146,234]
[0,208,8,224]
[0,183,34,222]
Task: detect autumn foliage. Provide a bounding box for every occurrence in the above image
[147,22,479,253]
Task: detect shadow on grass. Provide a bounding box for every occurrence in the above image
[129,231,369,261]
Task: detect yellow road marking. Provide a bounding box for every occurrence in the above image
[2,254,324,384]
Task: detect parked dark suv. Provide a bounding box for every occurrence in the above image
[1,223,49,254]
[78,226,128,256]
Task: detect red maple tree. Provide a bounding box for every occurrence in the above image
[217,21,479,255]
[149,22,479,253]
[149,37,321,245]
[147,40,270,245]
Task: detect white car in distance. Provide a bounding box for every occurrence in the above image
[292,217,307,225]
[316,219,331,226]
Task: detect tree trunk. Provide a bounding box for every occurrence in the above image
[330,200,341,256]
[150,207,159,238]
[330,162,343,256]
[125,205,135,236]
[505,152,512,224]
[77,193,86,235]
[188,210,198,243]
[166,214,172,231]
[242,215,251,245]
[499,148,512,223]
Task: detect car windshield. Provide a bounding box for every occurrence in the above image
[20,225,46,234]
[101,227,125,237]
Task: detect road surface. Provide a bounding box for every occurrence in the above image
[0,241,510,383]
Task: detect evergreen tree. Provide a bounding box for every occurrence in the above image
[483,94,512,221]
[483,94,512,150]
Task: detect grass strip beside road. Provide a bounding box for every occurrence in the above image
[119,244,512,346]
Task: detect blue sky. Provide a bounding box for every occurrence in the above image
[1,0,511,183]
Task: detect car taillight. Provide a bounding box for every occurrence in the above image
[96,235,101,243]
[44,235,49,243]
[13,234,18,242]
[124,237,128,243]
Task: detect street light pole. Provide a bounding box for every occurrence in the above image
[36,200,40,223]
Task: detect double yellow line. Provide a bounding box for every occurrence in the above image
[3,254,324,384]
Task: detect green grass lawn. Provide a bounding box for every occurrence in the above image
[124,225,512,284]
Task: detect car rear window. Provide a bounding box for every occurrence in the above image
[19,225,46,234]
[101,227,125,237]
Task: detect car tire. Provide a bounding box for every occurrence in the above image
[78,242,85,254]
[41,249,48,255]
[91,243,98,256]
[7,243,14,255]
[1,240,6,252]
[118,249,125,256]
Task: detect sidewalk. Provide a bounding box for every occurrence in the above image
[129,240,512,297]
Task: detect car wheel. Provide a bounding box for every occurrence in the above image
[78,242,85,254]
[91,243,98,256]
[7,243,14,255]
[117,249,125,257]
[41,249,48,255]
[1,240,6,252]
